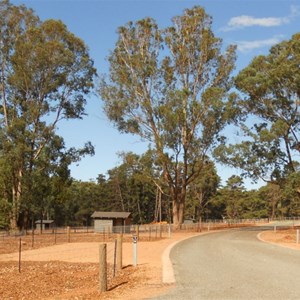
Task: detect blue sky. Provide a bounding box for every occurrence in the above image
[11,0,300,188]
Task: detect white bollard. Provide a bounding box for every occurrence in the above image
[133,235,137,267]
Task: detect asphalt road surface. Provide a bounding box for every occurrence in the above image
[154,227,300,300]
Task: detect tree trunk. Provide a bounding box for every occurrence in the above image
[10,169,23,231]
[172,197,185,228]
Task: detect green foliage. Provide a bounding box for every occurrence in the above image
[185,160,220,220]
[281,172,300,216]
[258,183,283,219]
[105,151,158,224]
[0,198,10,229]
[215,33,300,189]
[208,176,269,220]
[0,1,96,229]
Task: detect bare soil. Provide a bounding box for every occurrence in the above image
[0,231,200,300]
[259,228,300,250]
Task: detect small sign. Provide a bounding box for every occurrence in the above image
[133,235,138,243]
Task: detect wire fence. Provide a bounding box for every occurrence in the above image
[0,217,286,255]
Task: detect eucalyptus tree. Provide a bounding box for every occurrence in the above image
[100,6,237,226]
[0,1,96,229]
[215,33,300,186]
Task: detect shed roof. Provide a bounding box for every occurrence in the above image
[91,211,131,219]
[35,220,54,224]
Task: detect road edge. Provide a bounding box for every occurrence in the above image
[161,234,202,284]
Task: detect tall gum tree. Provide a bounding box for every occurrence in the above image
[100,6,237,226]
[0,1,96,229]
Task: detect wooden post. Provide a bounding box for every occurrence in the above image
[296,229,299,244]
[31,229,34,248]
[67,226,71,243]
[135,225,139,240]
[117,234,123,271]
[113,240,117,277]
[99,244,107,292]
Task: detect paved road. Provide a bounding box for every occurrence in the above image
[153,227,300,300]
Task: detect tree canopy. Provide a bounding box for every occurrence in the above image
[0,0,96,229]
[215,33,300,185]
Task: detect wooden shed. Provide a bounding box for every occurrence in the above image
[35,220,55,231]
[91,211,131,233]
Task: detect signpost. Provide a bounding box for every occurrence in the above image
[133,234,137,267]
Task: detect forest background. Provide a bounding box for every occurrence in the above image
[1,0,300,230]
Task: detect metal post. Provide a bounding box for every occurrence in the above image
[19,238,22,273]
[133,235,137,267]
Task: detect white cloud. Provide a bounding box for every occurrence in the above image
[236,37,282,53]
[222,5,299,31]
[228,15,288,28]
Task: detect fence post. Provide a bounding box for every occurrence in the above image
[113,239,117,277]
[117,234,123,271]
[67,226,70,243]
[99,244,107,292]
[135,225,139,240]
[31,229,34,248]
[19,238,22,273]
[297,229,299,244]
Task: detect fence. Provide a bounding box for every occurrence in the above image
[0,218,281,255]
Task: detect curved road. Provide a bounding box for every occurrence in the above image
[154,227,300,300]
